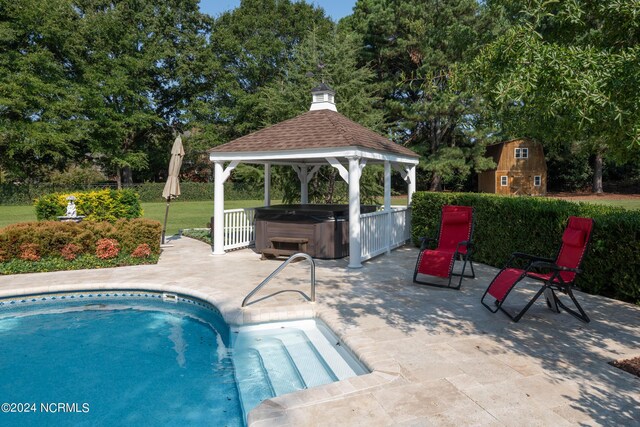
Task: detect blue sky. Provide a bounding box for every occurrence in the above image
[199,1,357,21]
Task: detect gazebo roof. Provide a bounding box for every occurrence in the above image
[209,109,419,164]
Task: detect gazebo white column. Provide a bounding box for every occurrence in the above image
[293,164,321,205]
[299,166,308,204]
[264,163,271,207]
[212,160,238,255]
[348,156,362,268]
[408,165,416,205]
[384,160,392,254]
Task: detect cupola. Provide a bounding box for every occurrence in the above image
[309,83,337,112]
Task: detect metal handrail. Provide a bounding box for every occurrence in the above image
[241,253,316,307]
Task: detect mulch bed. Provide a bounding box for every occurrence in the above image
[609,356,640,378]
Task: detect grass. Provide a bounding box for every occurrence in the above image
[0,200,262,235]
[572,199,640,210]
[142,199,263,235]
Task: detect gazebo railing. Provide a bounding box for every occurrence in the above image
[219,206,410,259]
[223,208,256,250]
[360,206,411,262]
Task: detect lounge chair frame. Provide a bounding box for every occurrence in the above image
[481,217,594,323]
[413,206,475,290]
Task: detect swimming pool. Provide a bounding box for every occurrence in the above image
[0,291,366,426]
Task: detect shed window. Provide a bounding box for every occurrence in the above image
[515,148,529,159]
[534,175,541,186]
[500,176,508,186]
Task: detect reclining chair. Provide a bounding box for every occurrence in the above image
[481,216,594,323]
[413,205,475,289]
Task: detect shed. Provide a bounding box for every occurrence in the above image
[478,138,547,196]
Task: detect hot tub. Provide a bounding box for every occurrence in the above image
[254,204,377,259]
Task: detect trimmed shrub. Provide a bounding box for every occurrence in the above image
[34,189,142,222]
[0,219,161,262]
[2,181,283,205]
[411,192,640,304]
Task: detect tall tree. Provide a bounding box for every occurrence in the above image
[190,0,333,149]
[75,0,209,187]
[249,28,386,203]
[0,0,210,186]
[344,0,501,190]
[475,0,640,193]
[0,0,86,182]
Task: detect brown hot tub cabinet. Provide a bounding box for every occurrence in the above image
[254,204,377,259]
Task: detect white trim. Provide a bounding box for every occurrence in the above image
[264,163,271,206]
[210,146,419,165]
[534,175,541,186]
[348,157,362,269]
[327,157,349,183]
[500,175,508,186]
[514,147,529,159]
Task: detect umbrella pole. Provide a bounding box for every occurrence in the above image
[161,197,171,245]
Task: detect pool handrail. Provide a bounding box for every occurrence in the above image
[241,253,316,307]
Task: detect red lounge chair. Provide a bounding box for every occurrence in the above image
[481,216,594,323]
[413,205,475,289]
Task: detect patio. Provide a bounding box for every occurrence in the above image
[1,237,638,426]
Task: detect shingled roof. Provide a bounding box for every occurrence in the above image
[209,109,418,158]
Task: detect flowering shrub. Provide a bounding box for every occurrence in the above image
[19,243,40,261]
[131,243,151,258]
[60,243,82,261]
[95,238,120,259]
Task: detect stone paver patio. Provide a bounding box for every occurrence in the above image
[1,236,638,426]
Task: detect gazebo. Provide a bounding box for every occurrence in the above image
[208,85,419,268]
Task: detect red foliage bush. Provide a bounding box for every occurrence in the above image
[61,243,82,261]
[19,243,40,261]
[131,243,152,258]
[95,238,120,259]
[0,219,161,263]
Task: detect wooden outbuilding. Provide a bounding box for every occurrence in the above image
[478,138,547,196]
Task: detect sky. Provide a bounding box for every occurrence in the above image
[199,0,357,21]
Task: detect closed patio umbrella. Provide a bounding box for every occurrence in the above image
[161,135,184,244]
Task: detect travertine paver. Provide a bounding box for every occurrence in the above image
[1,236,639,426]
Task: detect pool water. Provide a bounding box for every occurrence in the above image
[0,293,368,426]
[0,293,242,426]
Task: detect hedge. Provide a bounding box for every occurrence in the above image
[1,182,282,205]
[411,192,640,305]
[0,219,161,274]
[34,189,142,222]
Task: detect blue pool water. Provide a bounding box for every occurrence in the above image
[0,293,243,426]
[0,292,367,426]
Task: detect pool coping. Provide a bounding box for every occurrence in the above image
[0,282,401,426]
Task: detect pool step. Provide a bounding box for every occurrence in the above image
[233,349,275,417]
[231,320,363,421]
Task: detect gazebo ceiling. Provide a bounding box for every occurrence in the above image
[208,109,419,165]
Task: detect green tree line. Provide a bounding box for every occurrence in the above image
[1,0,638,194]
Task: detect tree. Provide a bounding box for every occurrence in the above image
[75,0,209,187]
[475,0,640,193]
[190,0,334,149]
[0,0,210,186]
[252,28,387,203]
[344,0,502,190]
[0,0,86,182]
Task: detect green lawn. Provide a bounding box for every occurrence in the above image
[0,200,263,235]
[143,199,262,235]
[569,198,640,210]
